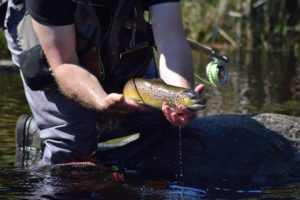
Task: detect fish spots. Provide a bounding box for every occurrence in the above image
[123,78,200,109]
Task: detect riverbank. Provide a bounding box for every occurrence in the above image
[0,59,18,72]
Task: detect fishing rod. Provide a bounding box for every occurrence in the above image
[187,38,228,62]
[187,38,229,87]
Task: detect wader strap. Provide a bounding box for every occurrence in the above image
[74,0,102,52]
[135,2,147,33]
[74,0,105,80]
[107,0,139,73]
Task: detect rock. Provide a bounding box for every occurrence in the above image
[138,113,300,186]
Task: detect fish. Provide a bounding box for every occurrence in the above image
[123,78,205,111]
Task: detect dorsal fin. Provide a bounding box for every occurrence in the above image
[149,78,165,84]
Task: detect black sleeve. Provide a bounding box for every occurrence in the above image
[143,0,180,10]
[26,0,76,26]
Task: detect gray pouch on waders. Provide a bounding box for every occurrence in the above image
[18,45,55,91]
[4,0,54,90]
[15,5,54,90]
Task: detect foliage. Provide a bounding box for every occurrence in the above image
[0,30,10,58]
[181,0,300,51]
[0,0,299,58]
[262,100,300,116]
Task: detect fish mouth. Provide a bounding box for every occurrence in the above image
[186,104,205,111]
[186,98,207,111]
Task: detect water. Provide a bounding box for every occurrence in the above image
[174,126,184,199]
[194,49,300,116]
[0,49,300,199]
[177,126,183,183]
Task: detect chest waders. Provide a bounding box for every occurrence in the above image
[2,0,154,92]
[74,0,155,93]
[2,0,166,170]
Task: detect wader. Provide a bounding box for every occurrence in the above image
[3,0,170,166]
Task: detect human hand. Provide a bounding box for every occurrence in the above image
[162,84,206,127]
[99,93,149,115]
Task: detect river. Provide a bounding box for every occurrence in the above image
[0,49,299,199]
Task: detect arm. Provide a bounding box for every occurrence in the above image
[150,2,194,88]
[31,20,144,113]
[150,2,205,126]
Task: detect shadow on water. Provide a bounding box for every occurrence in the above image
[0,49,299,199]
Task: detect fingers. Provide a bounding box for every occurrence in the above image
[163,103,183,125]
[124,97,153,112]
[100,94,144,114]
[162,102,172,120]
[195,83,205,94]
[177,105,197,126]
[162,103,196,127]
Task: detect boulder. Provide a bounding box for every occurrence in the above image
[138,113,300,186]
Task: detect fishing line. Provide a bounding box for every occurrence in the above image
[132,78,147,105]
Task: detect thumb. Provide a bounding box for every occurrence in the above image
[195,83,205,94]
[108,93,125,103]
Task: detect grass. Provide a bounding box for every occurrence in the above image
[0,1,299,58]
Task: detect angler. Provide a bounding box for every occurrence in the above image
[1,0,206,168]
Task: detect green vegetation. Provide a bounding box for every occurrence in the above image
[181,0,300,52]
[262,100,300,116]
[0,0,299,58]
[0,30,9,58]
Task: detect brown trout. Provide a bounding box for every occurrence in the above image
[123,78,204,110]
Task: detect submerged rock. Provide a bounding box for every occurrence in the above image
[137,113,300,186]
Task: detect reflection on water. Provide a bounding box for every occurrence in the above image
[0,49,299,199]
[0,70,30,167]
[194,49,300,116]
